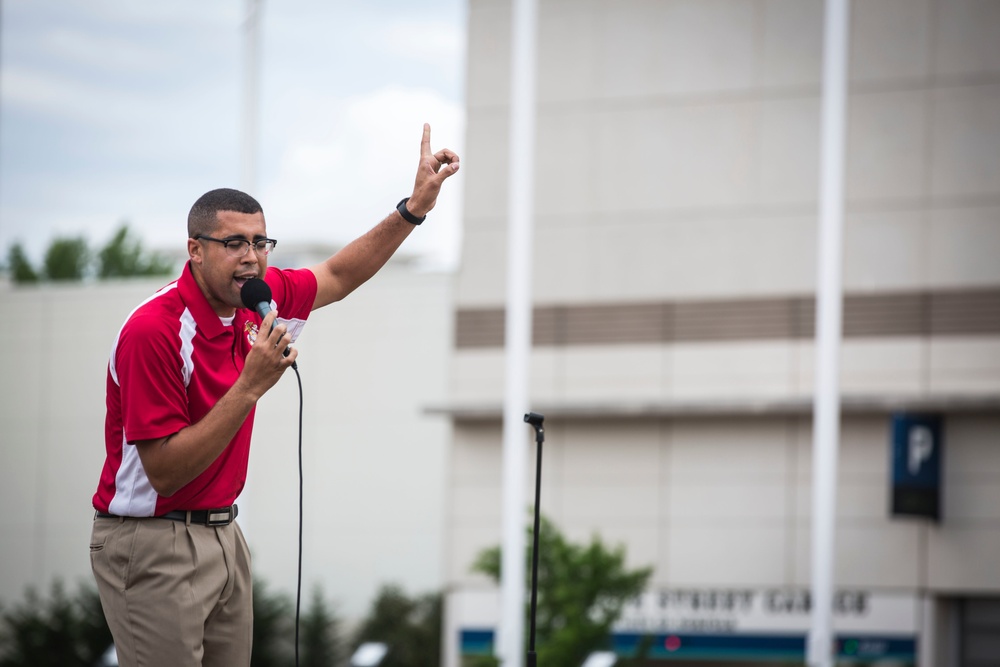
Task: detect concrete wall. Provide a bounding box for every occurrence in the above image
[445,413,1000,592]
[458,0,1000,306]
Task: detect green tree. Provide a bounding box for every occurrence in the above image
[97,223,173,278]
[5,243,39,283]
[471,515,653,667]
[300,586,342,667]
[351,584,442,667]
[43,236,90,281]
[0,576,347,667]
[251,579,295,667]
[0,579,113,667]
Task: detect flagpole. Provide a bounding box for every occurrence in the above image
[500,1,539,667]
[808,0,850,665]
[241,0,261,195]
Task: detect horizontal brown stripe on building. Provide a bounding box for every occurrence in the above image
[455,288,1000,348]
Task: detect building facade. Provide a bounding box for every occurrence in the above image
[441,1,1000,666]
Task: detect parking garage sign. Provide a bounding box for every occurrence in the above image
[890,413,943,520]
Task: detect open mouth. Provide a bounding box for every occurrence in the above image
[234,275,257,290]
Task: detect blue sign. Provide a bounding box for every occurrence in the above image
[460,630,917,664]
[890,414,943,520]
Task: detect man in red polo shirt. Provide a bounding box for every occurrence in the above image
[90,125,459,667]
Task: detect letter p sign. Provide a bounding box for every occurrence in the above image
[907,425,934,475]
[891,414,943,521]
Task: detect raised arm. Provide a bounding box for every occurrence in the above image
[309,123,460,310]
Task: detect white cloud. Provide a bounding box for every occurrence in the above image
[37,27,168,74]
[74,0,239,28]
[1,64,208,127]
[263,85,465,269]
[380,18,467,65]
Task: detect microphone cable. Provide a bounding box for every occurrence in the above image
[292,363,304,667]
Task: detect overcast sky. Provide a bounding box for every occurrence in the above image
[0,0,467,270]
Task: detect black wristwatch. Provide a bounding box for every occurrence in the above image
[396,198,426,225]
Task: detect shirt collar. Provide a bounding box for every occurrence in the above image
[178,261,231,340]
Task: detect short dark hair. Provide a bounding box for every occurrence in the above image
[188,188,263,238]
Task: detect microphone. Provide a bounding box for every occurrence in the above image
[524,412,545,441]
[524,412,545,427]
[240,278,293,361]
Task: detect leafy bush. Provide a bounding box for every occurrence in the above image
[5,243,39,283]
[0,577,344,667]
[351,584,442,667]
[43,236,90,281]
[4,224,174,284]
[471,514,653,667]
[97,225,173,278]
[0,579,112,667]
[300,585,343,667]
[251,579,295,667]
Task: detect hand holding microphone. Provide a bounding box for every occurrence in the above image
[241,278,298,369]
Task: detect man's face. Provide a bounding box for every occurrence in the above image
[188,209,269,316]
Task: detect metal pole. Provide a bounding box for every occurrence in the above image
[807,1,850,666]
[524,412,545,667]
[500,1,538,667]
[241,0,261,194]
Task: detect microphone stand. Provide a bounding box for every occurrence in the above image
[523,412,545,667]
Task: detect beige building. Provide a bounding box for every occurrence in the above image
[440,1,1000,666]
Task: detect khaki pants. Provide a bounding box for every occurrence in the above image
[90,515,253,667]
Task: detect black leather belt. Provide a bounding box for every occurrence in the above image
[95,504,238,527]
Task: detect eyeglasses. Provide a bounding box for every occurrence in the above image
[194,234,277,257]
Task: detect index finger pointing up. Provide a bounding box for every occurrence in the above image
[421,123,432,157]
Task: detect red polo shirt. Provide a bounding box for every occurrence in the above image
[93,262,317,516]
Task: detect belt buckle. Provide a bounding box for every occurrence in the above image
[206,506,234,526]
